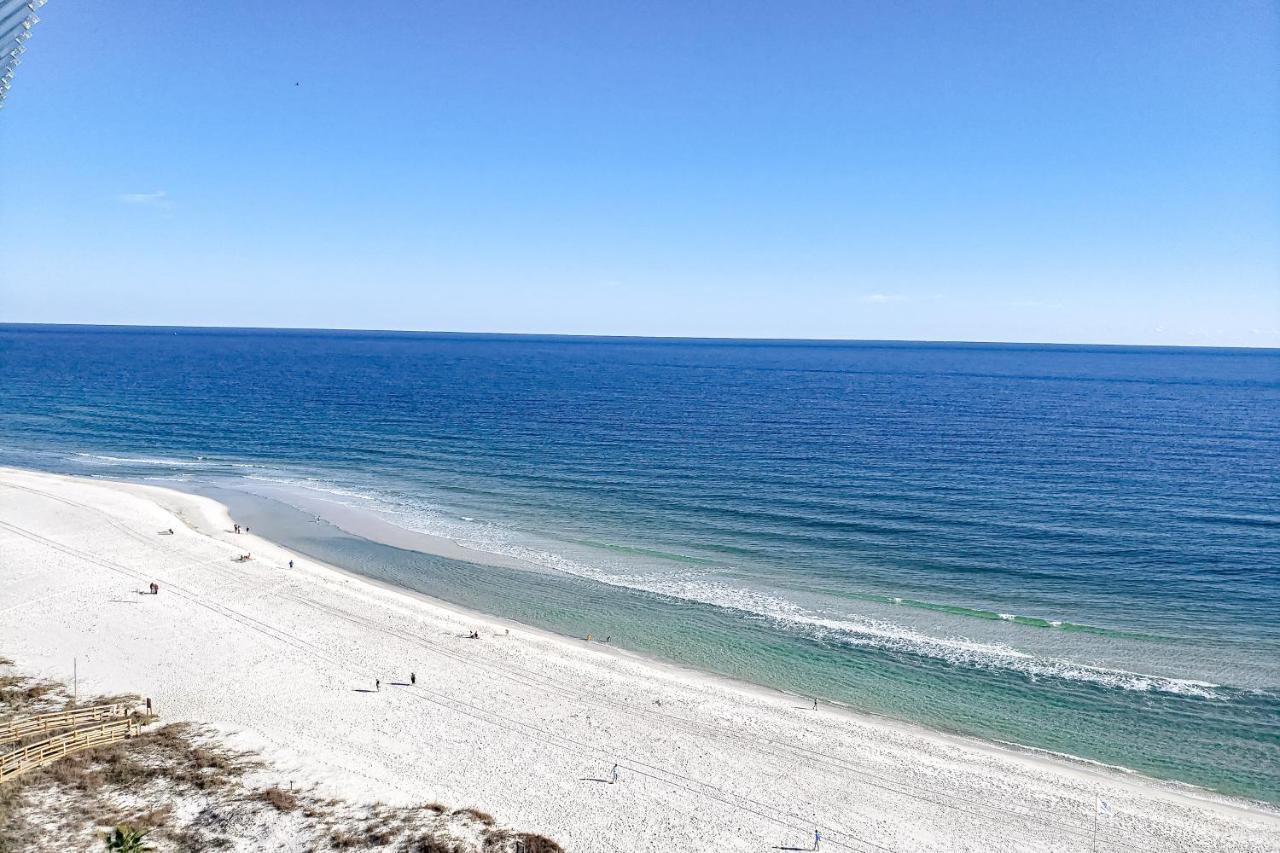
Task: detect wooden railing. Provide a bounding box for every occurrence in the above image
[0,717,140,783]
[0,704,124,747]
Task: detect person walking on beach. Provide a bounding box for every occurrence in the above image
[410,672,416,685]
[812,697,818,711]
[288,560,294,568]
[610,763,618,784]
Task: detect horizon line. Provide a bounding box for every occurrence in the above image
[1,321,1276,352]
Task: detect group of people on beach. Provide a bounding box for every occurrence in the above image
[374,672,416,692]
[233,523,249,534]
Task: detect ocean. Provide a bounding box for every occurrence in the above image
[1,323,1277,802]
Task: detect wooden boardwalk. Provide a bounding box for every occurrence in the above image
[1,717,141,783]
[0,703,125,747]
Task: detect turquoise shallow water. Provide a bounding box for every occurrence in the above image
[1,324,1277,801]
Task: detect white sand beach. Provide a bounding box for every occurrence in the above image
[2,466,1277,852]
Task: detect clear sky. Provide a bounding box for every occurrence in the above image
[1,1,1277,346]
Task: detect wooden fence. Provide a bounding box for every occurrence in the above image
[0,704,124,747]
[0,717,140,783]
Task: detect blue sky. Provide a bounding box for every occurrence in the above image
[1,1,1277,346]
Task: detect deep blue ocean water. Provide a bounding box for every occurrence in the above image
[1,324,1278,801]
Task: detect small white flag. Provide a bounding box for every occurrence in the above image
[1096,798,1112,819]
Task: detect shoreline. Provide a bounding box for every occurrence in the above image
[206,479,548,573]
[3,465,1278,851]
[160,479,1262,801]
[141,478,1056,781]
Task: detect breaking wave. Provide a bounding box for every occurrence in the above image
[240,474,1223,700]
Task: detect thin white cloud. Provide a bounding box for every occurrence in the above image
[117,190,169,206]
[1005,299,1062,309]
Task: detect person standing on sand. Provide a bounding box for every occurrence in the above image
[375,679,380,691]
[410,672,416,685]
[813,697,818,711]
[288,560,294,568]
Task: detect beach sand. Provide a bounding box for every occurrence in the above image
[2,466,1277,852]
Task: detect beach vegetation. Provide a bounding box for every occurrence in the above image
[260,785,299,811]
[509,835,565,853]
[0,673,60,710]
[0,654,563,853]
[328,828,364,848]
[102,825,154,852]
[482,829,565,853]
[402,838,469,853]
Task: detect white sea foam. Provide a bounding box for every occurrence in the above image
[75,453,219,468]
[236,473,1224,700]
[612,578,1224,699]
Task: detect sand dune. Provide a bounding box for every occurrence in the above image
[1,467,1277,852]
